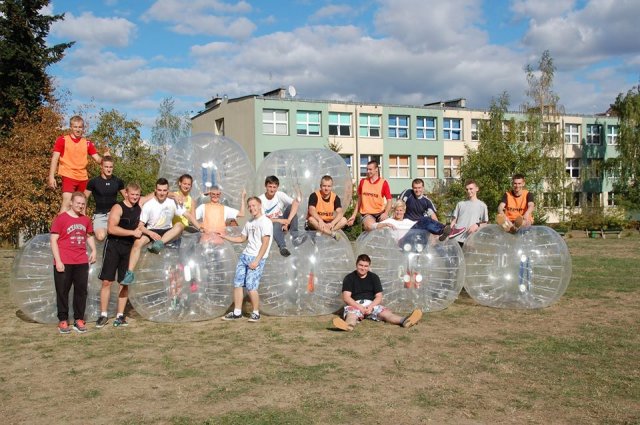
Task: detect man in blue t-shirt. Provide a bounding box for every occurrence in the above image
[332,254,422,331]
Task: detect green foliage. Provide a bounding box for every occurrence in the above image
[0,0,73,134]
[570,206,627,230]
[150,97,191,158]
[89,109,160,195]
[606,86,640,211]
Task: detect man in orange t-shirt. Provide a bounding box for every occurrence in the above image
[497,174,535,233]
[48,116,107,213]
[347,160,392,231]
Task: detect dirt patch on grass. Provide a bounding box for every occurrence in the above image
[0,238,638,424]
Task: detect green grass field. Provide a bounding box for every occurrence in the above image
[0,233,638,424]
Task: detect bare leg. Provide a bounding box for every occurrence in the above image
[128,235,150,271]
[377,309,406,325]
[94,228,108,241]
[232,287,244,312]
[331,217,348,232]
[362,216,377,232]
[116,284,128,315]
[160,224,184,244]
[247,290,260,312]
[100,280,112,312]
[59,192,73,213]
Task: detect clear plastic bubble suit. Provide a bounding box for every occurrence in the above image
[256,149,353,231]
[10,234,118,324]
[128,233,237,322]
[158,132,256,209]
[355,229,465,313]
[463,225,572,309]
[258,231,354,316]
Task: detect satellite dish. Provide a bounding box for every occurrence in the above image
[288,85,297,98]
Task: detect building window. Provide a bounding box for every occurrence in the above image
[543,193,561,208]
[296,111,321,136]
[416,116,437,140]
[359,114,381,138]
[564,124,580,144]
[565,192,580,208]
[416,155,437,178]
[606,125,619,145]
[329,112,352,136]
[542,122,559,134]
[586,124,602,145]
[215,118,225,136]
[388,155,410,178]
[586,192,601,208]
[263,109,288,135]
[359,154,382,178]
[471,119,480,141]
[443,156,461,178]
[443,118,462,140]
[388,115,409,139]
[341,154,353,175]
[586,159,602,179]
[607,192,616,206]
[565,158,580,178]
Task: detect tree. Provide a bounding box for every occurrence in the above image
[0,0,74,134]
[455,51,566,222]
[150,97,191,158]
[607,86,640,211]
[0,105,64,244]
[89,109,160,196]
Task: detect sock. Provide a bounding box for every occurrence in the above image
[252,310,259,315]
[233,309,242,316]
[117,313,124,319]
[101,312,107,317]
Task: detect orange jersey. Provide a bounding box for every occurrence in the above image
[58,135,89,180]
[503,190,530,221]
[313,190,337,222]
[359,177,390,215]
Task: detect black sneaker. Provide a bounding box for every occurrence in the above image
[438,225,452,242]
[222,312,242,321]
[279,247,291,257]
[248,312,261,322]
[113,316,129,327]
[95,316,109,328]
[73,320,87,333]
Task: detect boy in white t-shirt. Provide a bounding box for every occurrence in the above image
[258,175,299,257]
[218,197,273,322]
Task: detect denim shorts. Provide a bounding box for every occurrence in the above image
[233,253,266,291]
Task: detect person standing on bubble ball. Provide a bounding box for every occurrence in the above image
[218,196,273,323]
[449,179,489,247]
[95,182,143,328]
[332,254,423,332]
[48,115,108,214]
[306,175,348,240]
[497,174,535,233]
[50,192,97,334]
[347,160,392,231]
[259,175,299,257]
[84,156,125,242]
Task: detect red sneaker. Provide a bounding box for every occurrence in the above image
[58,320,71,334]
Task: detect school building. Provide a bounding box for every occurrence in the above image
[191,88,620,222]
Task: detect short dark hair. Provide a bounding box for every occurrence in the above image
[178,174,193,183]
[320,175,333,183]
[512,173,525,181]
[367,160,379,169]
[412,178,424,186]
[265,175,280,186]
[126,182,141,192]
[156,177,169,186]
[102,155,114,164]
[356,254,371,264]
[464,179,478,187]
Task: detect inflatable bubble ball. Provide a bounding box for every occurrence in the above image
[463,225,572,309]
[255,149,353,231]
[258,230,354,316]
[158,132,256,209]
[11,234,118,324]
[355,228,465,313]
[128,233,237,322]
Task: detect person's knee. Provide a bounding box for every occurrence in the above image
[101,280,112,288]
[95,229,107,241]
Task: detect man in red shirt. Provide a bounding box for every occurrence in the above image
[347,160,392,231]
[48,115,107,213]
[50,192,97,334]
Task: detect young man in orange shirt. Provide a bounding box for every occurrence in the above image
[497,174,535,233]
[347,160,392,231]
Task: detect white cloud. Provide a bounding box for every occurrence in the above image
[522,0,640,68]
[190,41,234,57]
[143,0,255,39]
[50,12,136,48]
[310,5,354,22]
[510,0,575,22]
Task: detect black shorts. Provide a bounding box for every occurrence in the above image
[99,239,133,283]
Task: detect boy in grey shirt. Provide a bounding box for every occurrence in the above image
[450,179,488,246]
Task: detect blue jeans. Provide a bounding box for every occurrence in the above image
[398,217,445,249]
[272,205,298,249]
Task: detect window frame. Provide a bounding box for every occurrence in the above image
[586,124,602,145]
[416,155,437,178]
[296,110,321,136]
[262,109,289,135]
[416,116,437,140]
[388,115,410,139]
[388,154,410,178]
[564,123,580,145]
[443,118,462,141]
[358,114,381,138]
[329,112,352,137]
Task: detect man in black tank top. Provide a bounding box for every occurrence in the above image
[95,183,143,328]
[84,156,125,241]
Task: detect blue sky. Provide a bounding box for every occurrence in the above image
[45,0,640,139]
